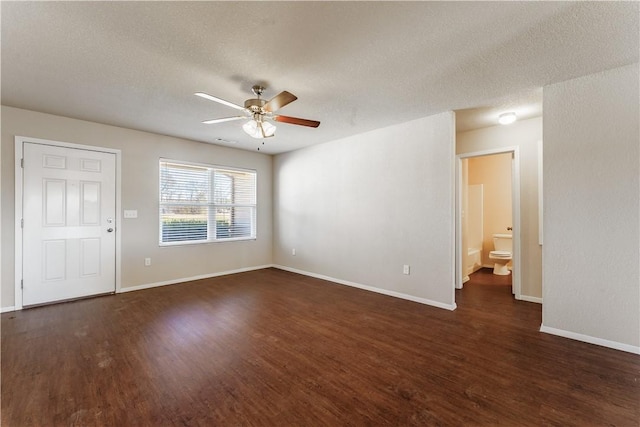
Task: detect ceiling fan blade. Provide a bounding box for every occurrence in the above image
[264,91,297,113]
[202,116,245,125]
[194,92,245,111]
[274,115,320,128]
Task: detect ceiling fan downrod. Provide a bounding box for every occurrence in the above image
[245,85,267,112]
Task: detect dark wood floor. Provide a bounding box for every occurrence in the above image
[2,268,639,426]
[466,267,512,286]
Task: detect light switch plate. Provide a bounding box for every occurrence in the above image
[124,210,138,219]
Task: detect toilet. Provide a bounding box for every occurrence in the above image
[489,234,512,275]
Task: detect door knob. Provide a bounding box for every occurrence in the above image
[107,228,114,233]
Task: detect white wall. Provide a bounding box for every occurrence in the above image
[457,117,542,299]
[1,106,273,310]
[273,112,456,309]
[542,63,639,352]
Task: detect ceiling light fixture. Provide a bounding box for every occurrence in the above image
[498,112,517,125]
[242,115,276,139]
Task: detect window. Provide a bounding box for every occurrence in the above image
[159,159,257,245]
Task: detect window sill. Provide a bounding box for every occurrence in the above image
[159,237,257,247]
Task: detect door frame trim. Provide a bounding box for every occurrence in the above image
[14,136,122,310]
[455,146,522,300]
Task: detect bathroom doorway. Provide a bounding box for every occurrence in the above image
[455,147,521,299]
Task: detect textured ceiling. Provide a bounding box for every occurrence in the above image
[2,2,638,154]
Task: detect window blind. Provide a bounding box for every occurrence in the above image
[159,160,257,244]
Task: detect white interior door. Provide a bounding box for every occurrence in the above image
[22,142,116,306]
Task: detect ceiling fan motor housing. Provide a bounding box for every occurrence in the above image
[244,98,266,113]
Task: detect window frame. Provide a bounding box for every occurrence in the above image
[158,158,257,246]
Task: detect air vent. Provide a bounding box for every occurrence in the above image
[215,138,237,144]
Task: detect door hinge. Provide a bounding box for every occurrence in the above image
[20,158,24,168]
[21,279,23,289]
[21,218,24,228]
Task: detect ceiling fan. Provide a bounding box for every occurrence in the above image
[195,85,320,139]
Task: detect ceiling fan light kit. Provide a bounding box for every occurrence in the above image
[243,116,276,139]
[260,121,276,137]
[196,84,320,140]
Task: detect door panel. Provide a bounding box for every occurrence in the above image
[43,239,66,281]
[80,238,101,277]
[80,181,101,225]
[23,143,116,306]
[44,179,66,225]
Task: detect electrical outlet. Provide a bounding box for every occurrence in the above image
[292,248,296,256]
[144,258,151,266]
[403,265,410,275]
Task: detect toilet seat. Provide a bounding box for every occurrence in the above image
[489,250,512,259]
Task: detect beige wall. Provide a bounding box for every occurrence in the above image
[542,63,639,350]
[274,112,456,309]
[468,153,512,266]
[1,106,273,310]
[457,117,542,299]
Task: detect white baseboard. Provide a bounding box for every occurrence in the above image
[1,305,16,313]
[519,295,542,304]
[540,324,640,355]
[273,265,457,311]
[118,264,274,293]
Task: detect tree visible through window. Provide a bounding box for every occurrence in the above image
[159,160,257,244]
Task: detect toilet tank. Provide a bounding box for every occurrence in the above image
[492,234,512,251]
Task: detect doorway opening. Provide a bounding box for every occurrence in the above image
[455,147,521,300]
